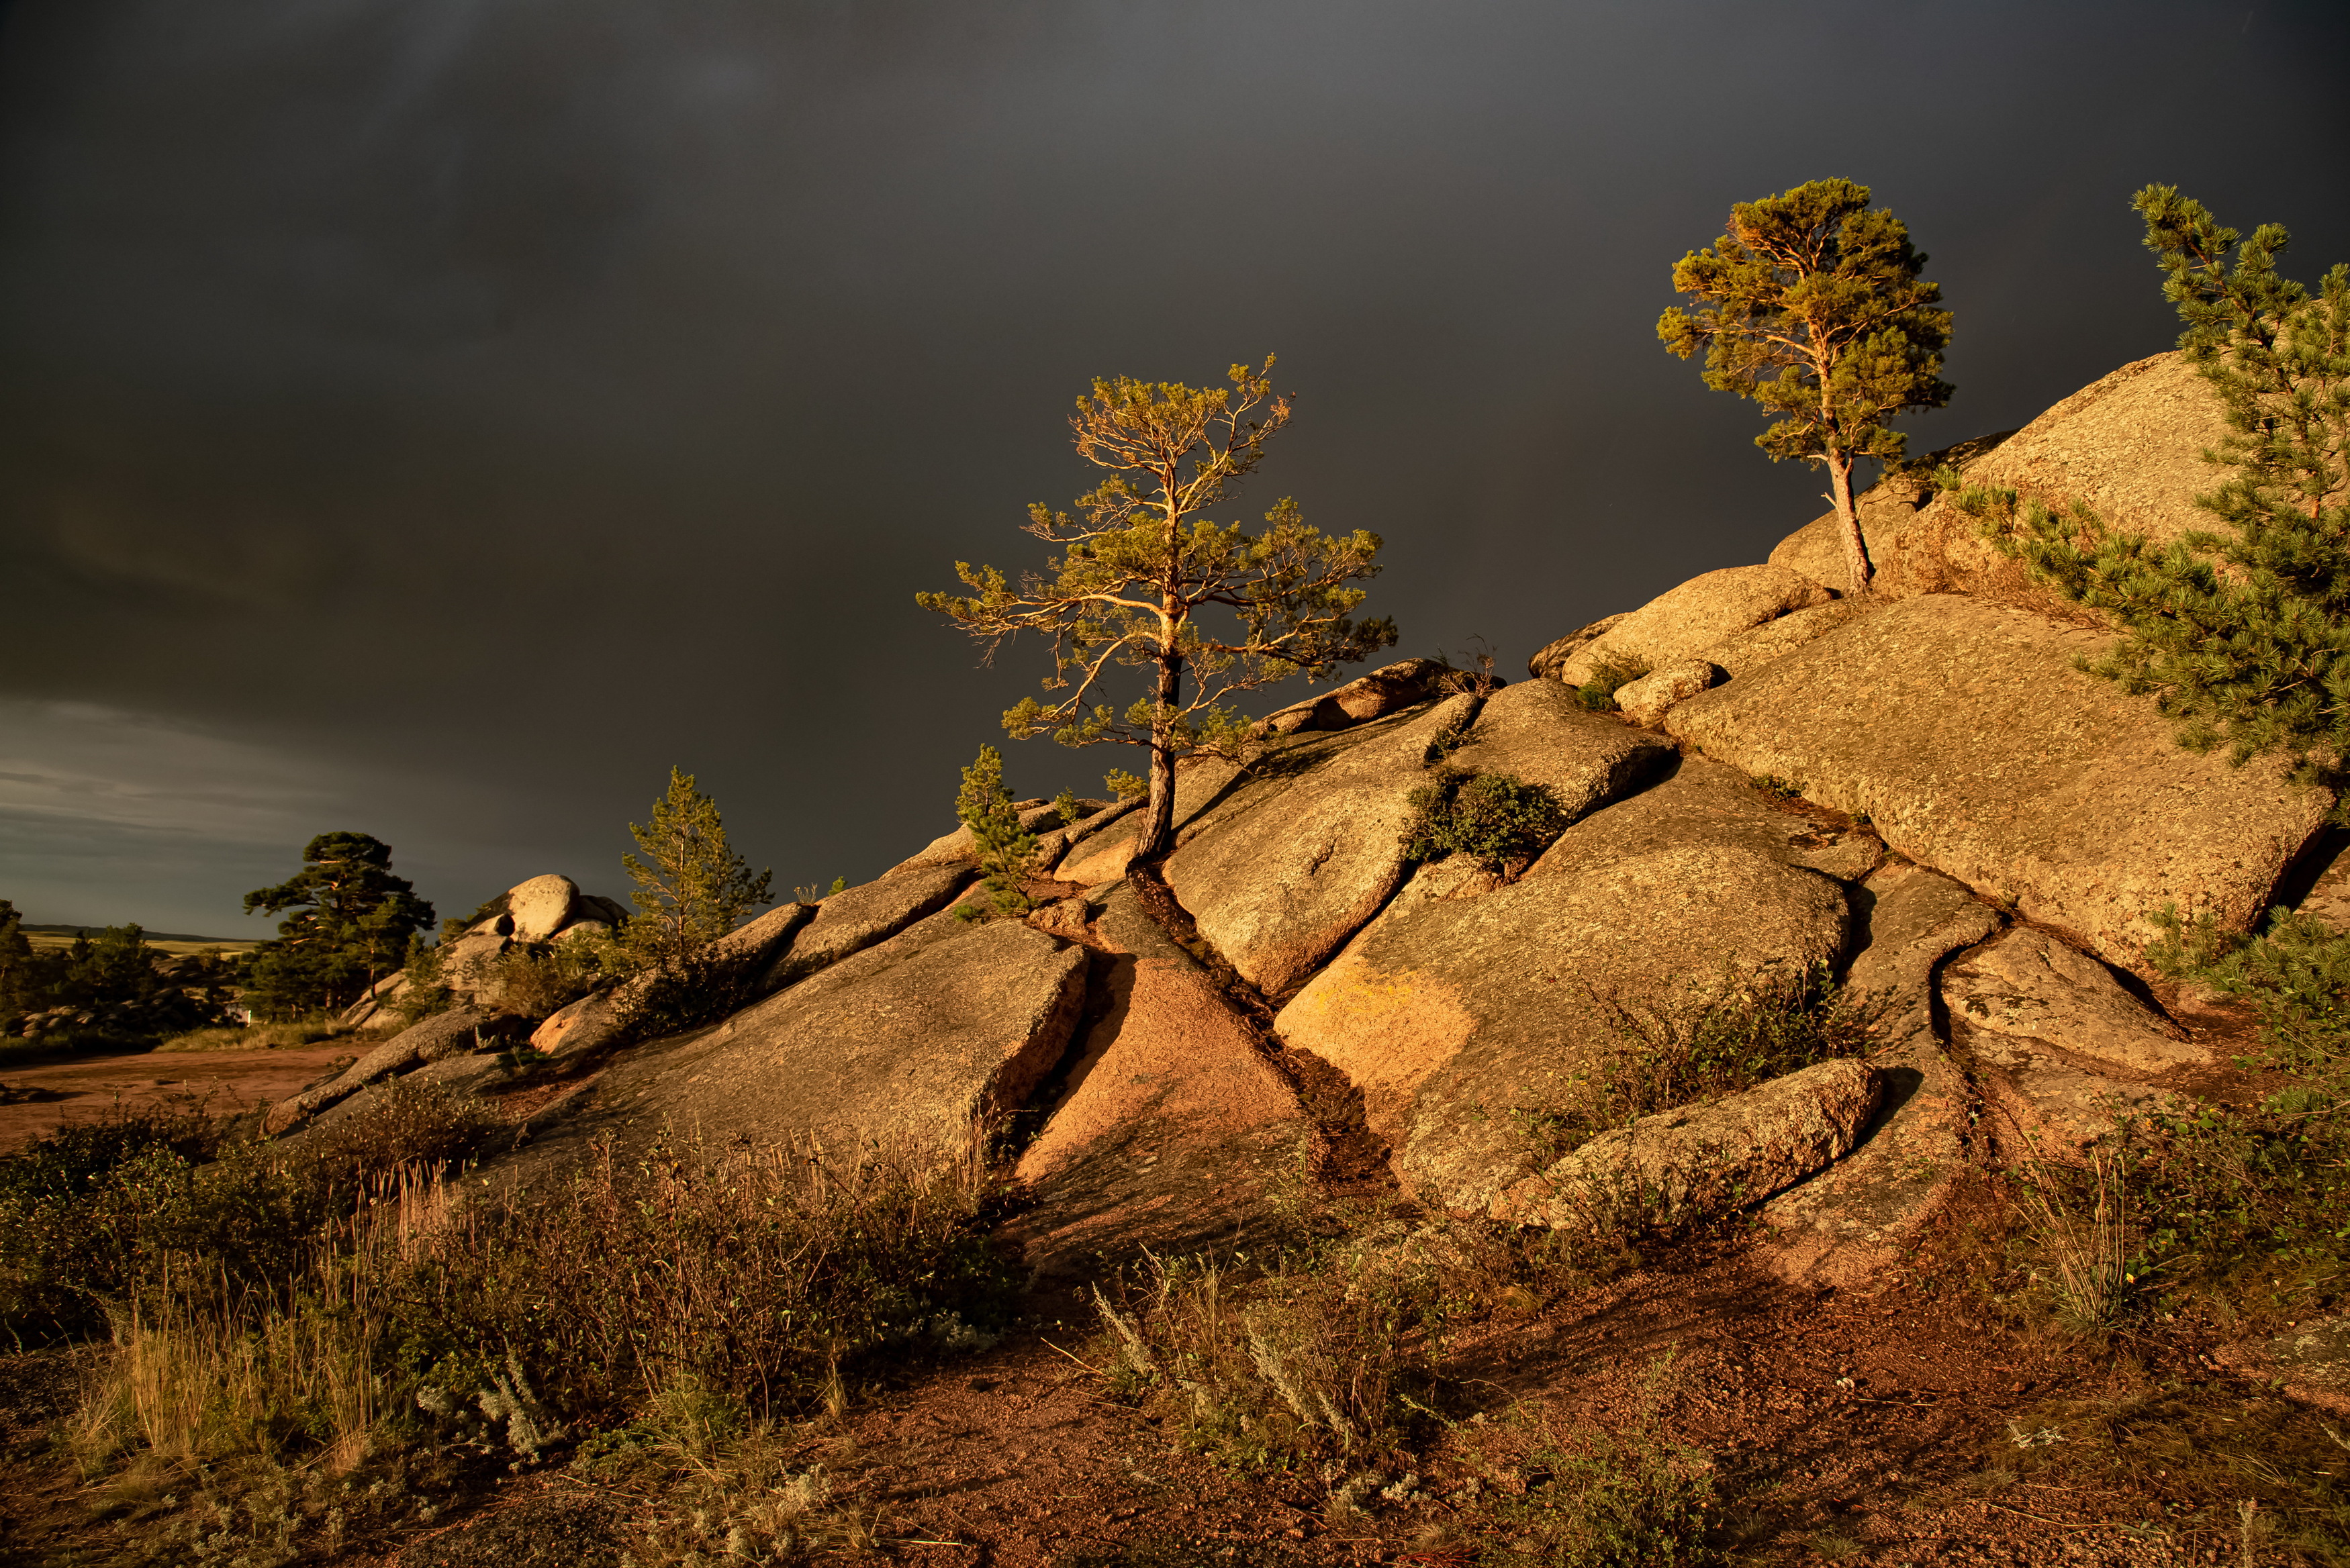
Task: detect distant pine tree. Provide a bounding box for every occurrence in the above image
[244,833,436,1016]
[1962,187,2350,792]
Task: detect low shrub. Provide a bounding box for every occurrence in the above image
[1085,1240,1458,1471]
[1483,1415,1721,1567]
[300,1077,501,1194]
[2120,1095,2350,1332]
[0,1109,330,1342]
[1400,767,1571,875]
[2149,903,2350,1068]
[478,940,606,1022]
[377,1134,1021,1425]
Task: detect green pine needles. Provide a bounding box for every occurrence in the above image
[611,767,773,973]
[953,746,1041,921]
[1660,179,1953,595]
[919,357,1396,870]
[1961,186,2350,791]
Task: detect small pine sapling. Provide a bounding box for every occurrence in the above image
[610,767,773,974]
[953,746,1041,921]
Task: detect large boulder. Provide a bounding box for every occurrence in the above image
[1612,660,1722,728]
[714,901,818,975]
[1029,798,1132,873]
[759,864,974,990]
[1163,695,1478,997]
[1274,759,1859,1212]
[1885,354,2232,608]
[505,875,580,942]
[1009,887,1309,1274]
[1436,678,1676,819]
[1765,431,2014,597]
[1254,658,1454,736]
[1493,1059,1883,1229]
[1527,614,1629,682]
[531,916,1089,1159]
[265,1008,497,1133]
[434,928,512,1003]
[1760,863,1997,1287]
[1692,599,1871,680]
[1942,927,2204,1077]
[1664,593,2330,972]
[1943,926,2204,1153]
[1552,565,1832,689]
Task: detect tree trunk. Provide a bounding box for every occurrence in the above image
[1133,646,1184,864]
[1826,448,1874,594]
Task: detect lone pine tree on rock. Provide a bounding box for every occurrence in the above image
[919,356,1396,865]
[1660,178,1954,594]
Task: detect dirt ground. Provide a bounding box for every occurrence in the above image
[0,1043,355,1149]
[322,1248,2310,1567]
[3,1212,2331,1566]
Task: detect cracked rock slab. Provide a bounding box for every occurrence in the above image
[1276,760,1854,1214]
[1163,695,1478,997]
[1008,885,1308,1275]
[1760,863,1997,1289]
[529,917,1089,1161]
[1556,565,1830,688]
[1493,1059,1883,1229]
[1942,927,2205,1076]
[1665,593,2329,973]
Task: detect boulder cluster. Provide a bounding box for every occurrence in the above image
[273,349,2343,1300]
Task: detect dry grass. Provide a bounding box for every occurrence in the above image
[2014,1143,2134,1332]
[154,1018,368,1052]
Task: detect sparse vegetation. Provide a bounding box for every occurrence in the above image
[154,1018,355,1052]
[1480,1392,1722,1567]
[7,1100,1019,1562]
[1519,963,1883,1167]
[1083,1241,1454,1471]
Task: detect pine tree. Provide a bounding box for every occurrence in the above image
[951,746,1041,920]
[243,832,435,1016]
[1659,179,1954,593]
[919,357,1396,866]
[1964,187,2350,789]
[611,767,773,973]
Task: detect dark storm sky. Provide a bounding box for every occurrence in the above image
[2,0,2345,934]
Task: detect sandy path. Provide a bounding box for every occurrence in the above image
[0,1043,357,1149]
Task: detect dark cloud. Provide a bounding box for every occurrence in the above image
[3,0,2345,929]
